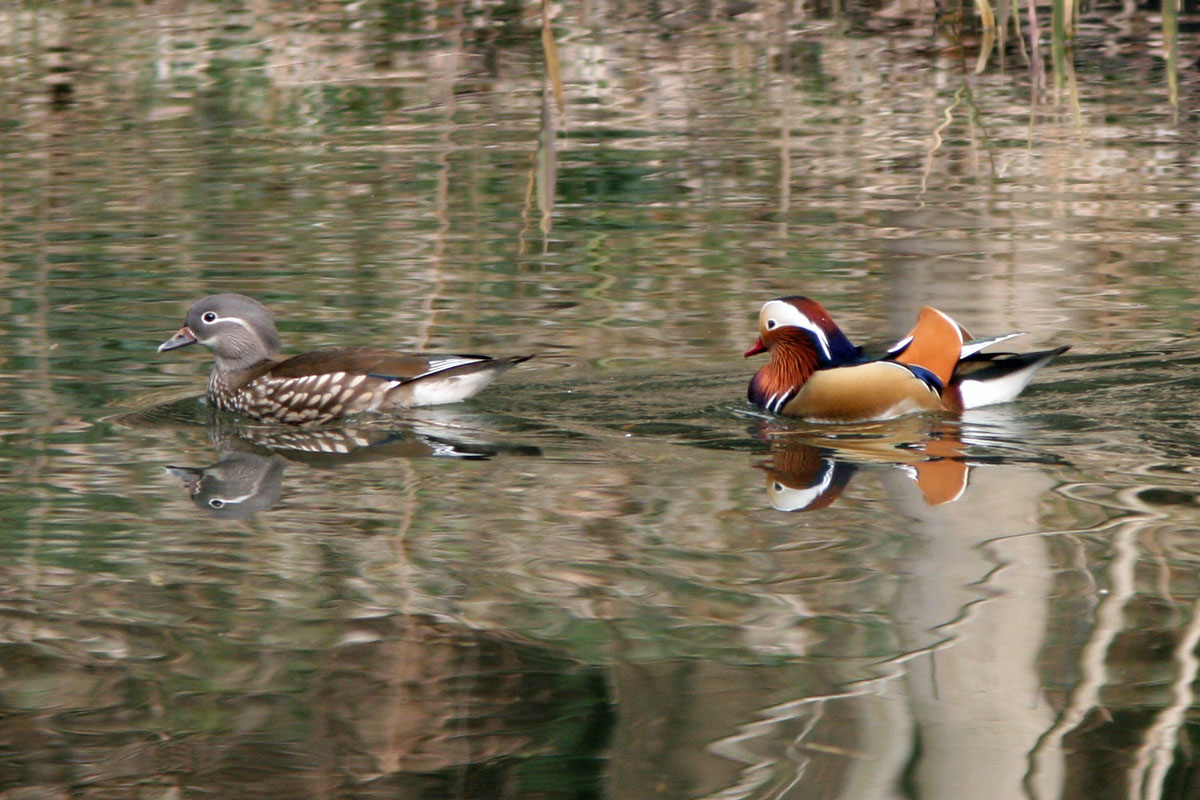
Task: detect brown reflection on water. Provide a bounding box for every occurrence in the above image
[6,2,1200,799]
[11,367,1200,798]
[0,606,608,797]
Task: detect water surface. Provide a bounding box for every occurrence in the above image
[4,3,1200,799]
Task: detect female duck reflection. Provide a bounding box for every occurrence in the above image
[167,422,540,519]
[755,418,974,512]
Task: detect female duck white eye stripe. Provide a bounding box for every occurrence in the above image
[202,314,259,338]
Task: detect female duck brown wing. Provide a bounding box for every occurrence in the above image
[268,347,532,411]
[269,347,438,380]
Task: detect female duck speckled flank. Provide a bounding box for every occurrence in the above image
[158,293,532,426]
[744,296,1069,423]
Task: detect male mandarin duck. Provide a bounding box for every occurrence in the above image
[159,293,531,426]
[744,296,1069,423]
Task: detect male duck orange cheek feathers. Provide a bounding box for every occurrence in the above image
[744,296,1069,423]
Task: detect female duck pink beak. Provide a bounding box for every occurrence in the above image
[159,326,199,352]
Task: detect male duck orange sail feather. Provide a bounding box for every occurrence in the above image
[745,296,1069,423]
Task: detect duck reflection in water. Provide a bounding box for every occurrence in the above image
[168,447,287,519]
[167,419,540,519]
[759,444,858,512]
[755,417,974,512]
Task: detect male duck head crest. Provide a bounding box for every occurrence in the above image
[744,296,860,367]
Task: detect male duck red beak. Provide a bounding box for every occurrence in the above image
[158,326,199,352]
[743,337,766,357]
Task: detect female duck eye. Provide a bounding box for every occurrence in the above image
[208,498,225,509]
[201,311,217,324]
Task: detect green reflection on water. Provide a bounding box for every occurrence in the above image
[3,1,1200,798]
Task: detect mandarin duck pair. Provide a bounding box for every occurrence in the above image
[158,293,1068,427]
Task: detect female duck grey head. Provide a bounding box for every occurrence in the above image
[159,293,282,371]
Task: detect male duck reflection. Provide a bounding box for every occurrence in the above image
[758,421,974,512]
[159,294,532,425]
[745,296,1069,423]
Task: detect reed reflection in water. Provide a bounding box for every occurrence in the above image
[4,1,1200,798]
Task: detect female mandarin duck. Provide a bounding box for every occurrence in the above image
[745,296,1068,423]
[159,293,531,426]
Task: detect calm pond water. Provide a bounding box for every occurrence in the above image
[5,2,1200,798]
